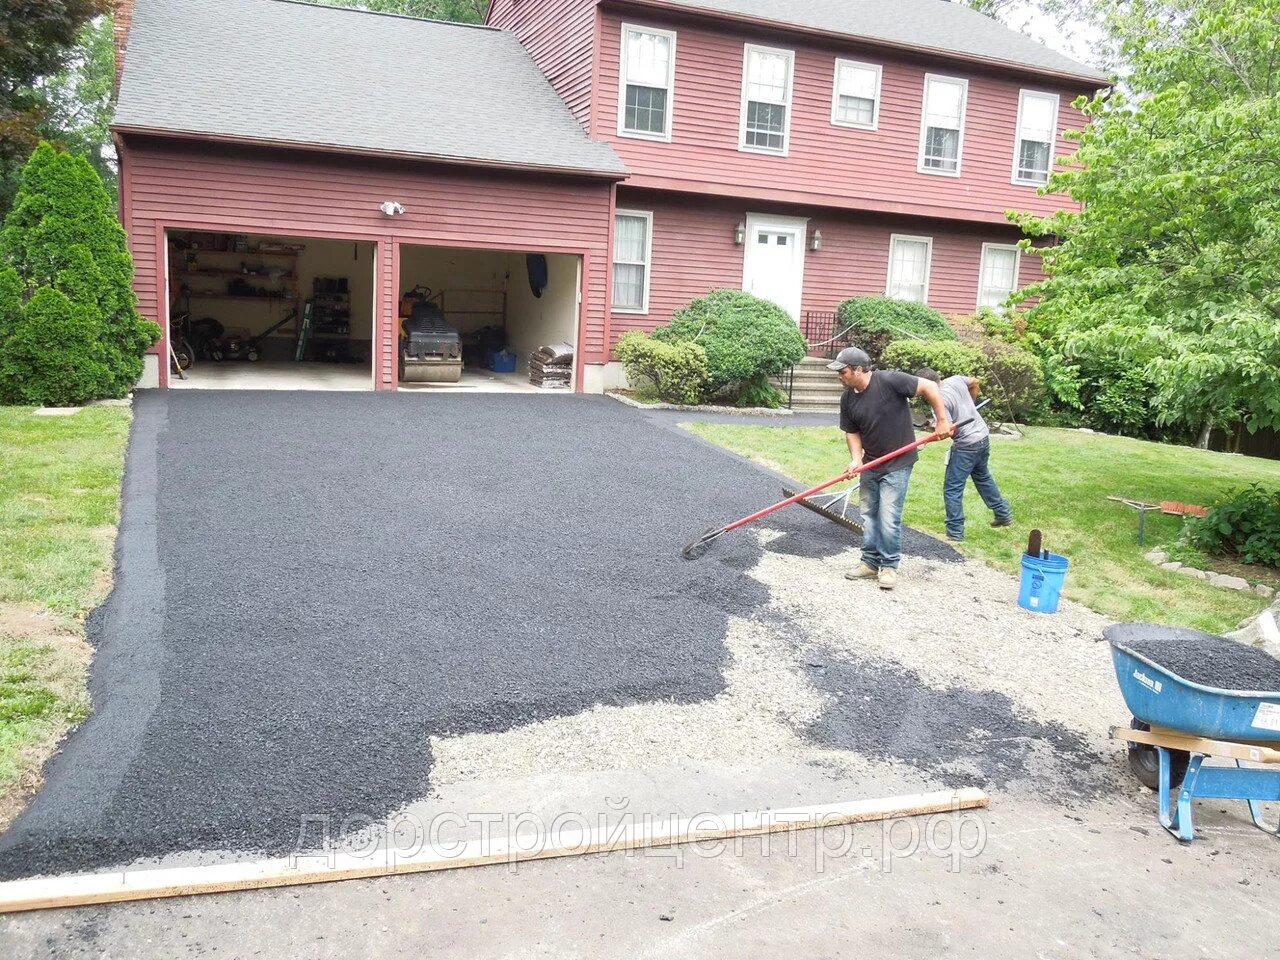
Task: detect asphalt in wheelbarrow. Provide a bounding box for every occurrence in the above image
[1110,624,1280,693]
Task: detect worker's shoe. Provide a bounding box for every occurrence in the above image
[844,563,879,581]
[877,567,897,590]
[990,515,1014,528]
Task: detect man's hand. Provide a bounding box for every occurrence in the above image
[934,418,954,440]
[847,457,863,477]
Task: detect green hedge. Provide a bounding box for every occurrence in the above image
[881,339,985,379]
[614,331,709,405]
[835,296,956,360]
[881,337,1046,421]
[653,289,806,396]
[1186,484,1280,569]
[0,286,113,406]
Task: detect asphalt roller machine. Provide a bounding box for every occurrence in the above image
[399,286,463,384]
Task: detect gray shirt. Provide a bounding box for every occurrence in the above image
[941,375,990,447]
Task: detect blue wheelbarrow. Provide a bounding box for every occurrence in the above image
[1107,623,1280,843]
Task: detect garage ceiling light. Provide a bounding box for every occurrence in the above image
[380,201,406,216]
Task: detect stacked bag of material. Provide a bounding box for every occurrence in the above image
[529,342,573,389]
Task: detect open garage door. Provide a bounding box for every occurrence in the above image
[165,230,378,391]
[397,243,581,393]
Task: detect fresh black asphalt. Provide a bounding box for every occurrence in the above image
[0,391,958,879]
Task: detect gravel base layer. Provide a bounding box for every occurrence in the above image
[1109,624,1280,692]
[0,392,955,881]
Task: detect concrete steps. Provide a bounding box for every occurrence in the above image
[773,356,843,412]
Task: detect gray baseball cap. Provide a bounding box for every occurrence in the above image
[827,346,872,371]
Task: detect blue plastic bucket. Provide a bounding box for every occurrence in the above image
[1018,551,1069,614]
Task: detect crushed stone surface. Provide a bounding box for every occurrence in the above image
[1111,624,1280,692]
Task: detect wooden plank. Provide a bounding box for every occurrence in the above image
[1110,725,1280,764]
[0,788,988,914]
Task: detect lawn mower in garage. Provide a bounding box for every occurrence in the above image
[399,286,463,384]
[209,309,298,362]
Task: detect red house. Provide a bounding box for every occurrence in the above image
[112,0,1105,392]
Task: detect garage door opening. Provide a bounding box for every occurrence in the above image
[397,244,580,392]
[165,230,377,390]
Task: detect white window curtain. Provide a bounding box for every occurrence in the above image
[921,77,966,173]
[979,247,1019,308]
[612,213,651,311]
[1015,91,1058,183]
[622,28,673,137]
[834,61,879,127]
[743,47,792,151]
[888,238,931,303]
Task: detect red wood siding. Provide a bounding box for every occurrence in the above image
[120,136,613,387]
[487,0,597,129]
[597,11,1092,225]
[613,187,1040,343]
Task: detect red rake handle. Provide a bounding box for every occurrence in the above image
[718,417,973,537]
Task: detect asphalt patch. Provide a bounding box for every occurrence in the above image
[1108,623,1280,692]
[802,650,1108,797]
[0,391,954,879]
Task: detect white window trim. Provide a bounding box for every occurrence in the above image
[617,23,677,142]
[830,58,882,131]
[611,208,653,314]
[977,242,1022,310]
[885,234,934,304]
[738,42,795,156]
[916,73,969,178]
[1010,89,1060,186]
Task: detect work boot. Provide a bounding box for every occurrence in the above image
[877,567,897,590]
[991,515,1014,528]
[844,563,878,581]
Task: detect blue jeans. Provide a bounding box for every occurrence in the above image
[944,439,1011,539]
[859,465,913,570]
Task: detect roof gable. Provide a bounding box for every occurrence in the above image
[115,0,626,175]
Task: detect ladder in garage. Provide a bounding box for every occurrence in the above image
[294,300,314,361]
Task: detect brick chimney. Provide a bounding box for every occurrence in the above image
[113,0,135,97]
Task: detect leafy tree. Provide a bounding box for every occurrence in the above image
[0,142,158,401]
[40,15,118,196]
[1011,0,1280,444]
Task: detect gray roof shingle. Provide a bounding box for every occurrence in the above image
[114,0,626,175]
[647,0,1108,83]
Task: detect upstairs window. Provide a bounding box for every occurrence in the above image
[1013,90,1059,185]
[832,59,881,129]
[740,44,794,154]
[978,244,1021,309]
[886,235,933,303]
[612,210,653,312]
[918,74,968,175]
[619,25,676,140]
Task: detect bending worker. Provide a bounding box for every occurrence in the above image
[828,347,951,590]
[916,368,1013,541]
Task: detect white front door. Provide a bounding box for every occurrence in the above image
[741,213,807,321]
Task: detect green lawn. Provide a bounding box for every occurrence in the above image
[684,422,1280,634]
[0,405,130,828]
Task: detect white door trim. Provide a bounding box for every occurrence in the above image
[741,212,808,321]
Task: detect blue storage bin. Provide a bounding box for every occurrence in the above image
[1018,551,1069,614]
[490,350,516,373]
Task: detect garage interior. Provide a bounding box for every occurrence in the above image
[166,230,377,390]
[396,244,580,392]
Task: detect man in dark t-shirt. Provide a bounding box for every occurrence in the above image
[828,346,951,590]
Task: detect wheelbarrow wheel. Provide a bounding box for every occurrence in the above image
[1127,718,1189,791]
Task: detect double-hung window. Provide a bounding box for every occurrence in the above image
[978,244,1021,309]
[619,25,676,140]
[918,74,968,175]
[612,210,653,313]
[740,44,794,154]
[886,235,933,303]
[831,59,881,129]
[1012,90,1059,185]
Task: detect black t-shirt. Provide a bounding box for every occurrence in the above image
[839,369,920,477]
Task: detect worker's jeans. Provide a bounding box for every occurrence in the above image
[859,465,913,570]
[944,438,1012,539]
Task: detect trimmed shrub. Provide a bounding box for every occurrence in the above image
[881,338,985,379]
[653,289,806,396]
[0,286,112,406]
[1185,484,1280,569]
[0,266,21,345]
[835,296,956,360]
[614,331,709,405]
[0,142,158,401]
[980,340,1046,422]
